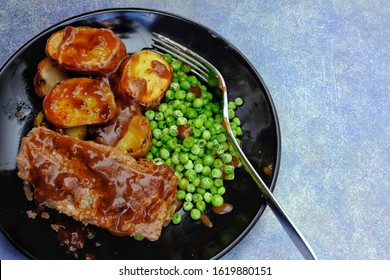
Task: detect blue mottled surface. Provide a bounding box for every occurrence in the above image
[0,0,388,260]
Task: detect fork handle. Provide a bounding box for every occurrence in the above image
[230,135,317,259]
[222,107,317,260]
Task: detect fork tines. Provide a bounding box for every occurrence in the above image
[151,32,210,82]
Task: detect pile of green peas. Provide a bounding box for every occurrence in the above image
[144,53,244,224]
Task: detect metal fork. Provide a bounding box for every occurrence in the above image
[152,32,318,260]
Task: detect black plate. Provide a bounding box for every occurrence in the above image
[0,8,280,260]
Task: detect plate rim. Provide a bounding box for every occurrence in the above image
[0,7,281,260]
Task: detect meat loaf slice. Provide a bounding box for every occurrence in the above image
[16,126,178,241]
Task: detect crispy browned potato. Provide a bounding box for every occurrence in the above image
[115,114,152,158]
[94,100,152,158]
[46,26,127,76]
[33,57,70,98]
[43,77,117,128]
[113,50,172,108]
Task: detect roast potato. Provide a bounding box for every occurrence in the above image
[64,125,88,140]
[115,113,152,158]
[46,26,127,76]
[113,50,172,108]
[33,111,45,127]
[43,77,117,128]
[33,57,70,98]
[94,100,152,159]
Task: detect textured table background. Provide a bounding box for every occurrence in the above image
[0,0,389,260]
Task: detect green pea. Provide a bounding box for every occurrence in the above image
[184,160,194,170]
[183,137,194,148]
[193,98,203,109]
[201,177,213,189]
[167,138,178,150]
[192,177,201,187]
[160,148,170,160]
[218,187,226,195]
[202,130,211,140]
[145,110,155,120]
[171,60,182,71]
[158,120,165,129]
[169,125,178,137]
[228,101,236,110]
[180,80,191,90]
[224,164,235,174]
[197,139,207,148]
[196,200,206,212]
[204,192,213,203]
[175,90,186,100]
[201,166,211,176]
[222,153,233,164]
[178,177,189,190]
[186,108,198,119]
[172,100,182,109]
[190,208,201,220]
[192,193,203,203]
[213,123,224,134]
[163,53,173,63]
[172,212,182,224]
[214,178,224,188]
[179,153,190,164]
[192,128,201,138]
[173,110,183,118]
[233,117,241,126]
[176,116,187,126]
[170,81,180,91]
[234,97,244,106]
[188,75,198,85]
[171,153,180,165]
[155,140,163,147]
[224,173,235,180]
[236,127,243,136]
[203,155,214,166]
[152,128,162,139]
[145,152,154,160]
[214,144,225,155]
[217,133,227,143]
[196,187,206,195]
[194,118,203,128]
[191,144,201,155]
[213,158,223,169]
[183,201,194,211]
[161,134,171,144]
[177,190,186,200]
[150,120,158,130]
[150,146,159,155]
[203,119,214,129]
[211,168,223,178]
[165,89,175,100]
[228,108,235,120]
[185,192,193,202]
[194,163,203,173]
[211,194,224,207]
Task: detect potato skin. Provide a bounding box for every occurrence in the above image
[34,57,70,98]
[43,77,117,128]
[112,50,172,108]
[46,26,127,76]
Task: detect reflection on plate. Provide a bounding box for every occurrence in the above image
[0,8,280,259]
